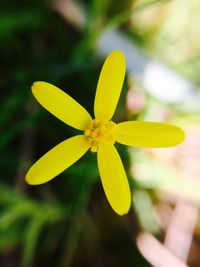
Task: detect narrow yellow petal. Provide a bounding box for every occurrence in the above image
[116,121,185,148]
[26,135,89,185]
[97,144,131,215]
[94,50,126,121]
[32,81,92,130]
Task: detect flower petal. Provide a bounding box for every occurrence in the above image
[94,50,126,121]
[32,81,92,130]
[97,143,131,215]
[26,135,89,185]
[116,121,185,148]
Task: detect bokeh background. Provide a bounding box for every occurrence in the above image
[1,0,200,266]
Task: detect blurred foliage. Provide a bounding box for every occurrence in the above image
[130,0,200,85]
[0,0,199,266]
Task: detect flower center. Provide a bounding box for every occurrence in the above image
[84,118,116,152]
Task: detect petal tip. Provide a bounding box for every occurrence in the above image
[112,194,131,216]
[110,49,124,56]
[115,203,131,216]
[109,49,125,63]
[31,81,45,93]
[25,164,46,186]
[25,173,34,185]
[176,128,186,145]
[31,81,40,95]
[25,170,38,186]
[25,173,45,186]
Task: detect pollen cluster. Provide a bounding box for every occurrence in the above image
[84,119,116,152]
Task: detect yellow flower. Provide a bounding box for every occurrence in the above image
[25,50,185,215]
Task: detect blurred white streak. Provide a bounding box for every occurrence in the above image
[137,232,189,267]
[143,61,192,103]
[164,198,198,262]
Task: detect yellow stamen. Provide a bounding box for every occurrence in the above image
[84,129,91,137]
[91,130,98,138]
[94,118,100,126]
[84,119,116,152]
